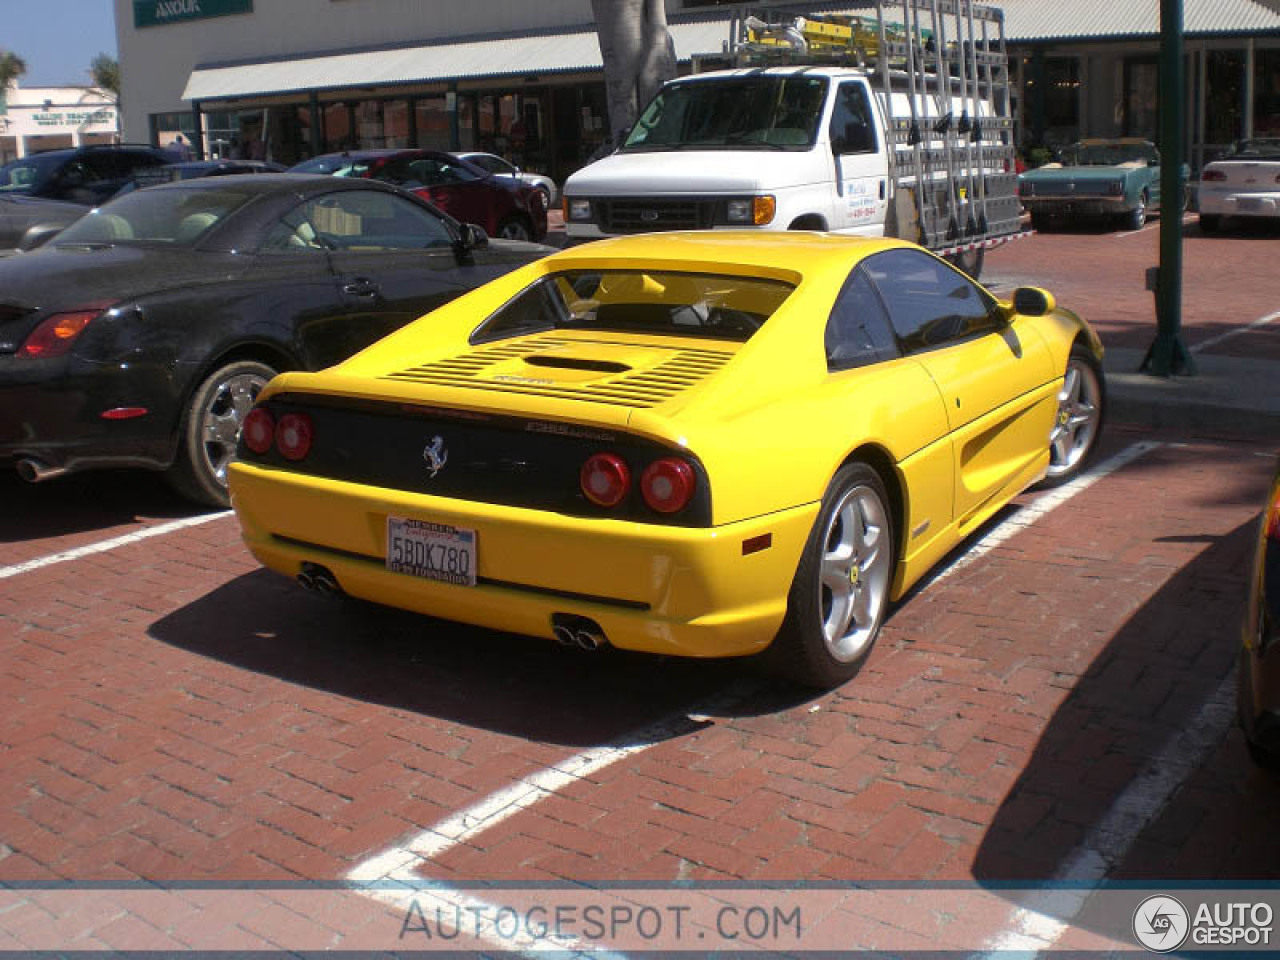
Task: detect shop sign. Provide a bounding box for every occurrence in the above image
[33,110,116,127]
[134,0,253,29]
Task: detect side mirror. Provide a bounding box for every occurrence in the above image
[18,222,69,251]
[457,222,489,250]
[1011,286,1056,317]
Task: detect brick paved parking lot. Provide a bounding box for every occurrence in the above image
[2,221,1278,951]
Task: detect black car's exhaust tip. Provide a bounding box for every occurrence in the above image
[16,459,68,484]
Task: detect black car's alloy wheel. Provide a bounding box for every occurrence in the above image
[769,462,895,687]
[168,360,276,507]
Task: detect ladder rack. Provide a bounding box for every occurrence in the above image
[723,1,1020,249]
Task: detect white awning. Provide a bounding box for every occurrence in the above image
[182,20,731,102]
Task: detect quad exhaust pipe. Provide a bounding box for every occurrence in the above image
[16,458,69,483]
[551,614,608,652]
[296,562,342,596]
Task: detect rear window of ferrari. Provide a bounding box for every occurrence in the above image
[471,270,795,344]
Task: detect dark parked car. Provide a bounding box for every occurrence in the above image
[1240,457,1280,768]
[0,194,89,252]
[0,144,175,206]
[289,149,547,242]
[0,174,554,506]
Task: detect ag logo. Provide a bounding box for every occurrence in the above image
[1133,895,1190,952]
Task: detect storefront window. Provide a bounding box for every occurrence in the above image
[1256,49,1280,137]
[1207,50,1245,147]
[384,100,410,148]
[1043,57,1080,142]
[415,96,450,149]
[323,102,353,152]
[1124,58,1158,137]
[151,111,196,152]
[355,100,383,148]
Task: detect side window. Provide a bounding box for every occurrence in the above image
[288,190,454,251]
[824,266,899,370]
[121,152,168,177]
[861,249,1001,353]
[372,158,420,187]
[830,83,878,154]
[261,209,327,254]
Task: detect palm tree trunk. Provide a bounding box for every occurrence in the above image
[591,0,676,147]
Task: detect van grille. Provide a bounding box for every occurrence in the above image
[597,198,716,233]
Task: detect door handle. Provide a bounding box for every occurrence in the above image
[342,278,380,298]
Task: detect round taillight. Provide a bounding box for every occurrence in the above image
[641,458,696,514]
[242,407,275,455]
[580,453,631,507]
[275,412,313,461]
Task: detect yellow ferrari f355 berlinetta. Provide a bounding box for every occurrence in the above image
[228,232,1105,686]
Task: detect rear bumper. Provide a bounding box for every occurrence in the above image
[1021,196,1128,218]
[228,461,818,658]
[1199,189,1280,219]
[0,356,174,474]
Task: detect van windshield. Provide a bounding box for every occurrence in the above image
[621,75,828,152]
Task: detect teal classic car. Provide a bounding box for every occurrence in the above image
[1018,138,1175,231]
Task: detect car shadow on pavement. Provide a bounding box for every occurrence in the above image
[0,469,208,543]
[148,567,791,749]
[971,517,1280,893]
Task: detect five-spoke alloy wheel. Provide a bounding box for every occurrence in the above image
[1042,346,1104,486]
[771,462,895,687]
[168,360,276,507]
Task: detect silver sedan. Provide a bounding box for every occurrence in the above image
[455,151,558,208]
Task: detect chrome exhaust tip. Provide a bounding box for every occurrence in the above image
[575,629,605,652]
[313,573,341,595]
[16,458,68,483]
[551,614,609,652]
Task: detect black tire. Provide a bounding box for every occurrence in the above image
[496,215,532,241]
[1038,345,1105,488]
[1200,213,1222,234]
[1124,192,1149,231]
[536,185,552,210]
[167,360,276,507]
[945,247,985,280]
[1030,212,1051,233]
[767,462,895,687]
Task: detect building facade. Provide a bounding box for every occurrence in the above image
[114,0,1280,183]
[0,82,119,164]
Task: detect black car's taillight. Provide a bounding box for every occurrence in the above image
[16,302,117,358]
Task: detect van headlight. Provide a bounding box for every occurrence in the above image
[722,196,776,226]
[567,199,593,222]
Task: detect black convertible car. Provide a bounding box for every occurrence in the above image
[0,174,553,505]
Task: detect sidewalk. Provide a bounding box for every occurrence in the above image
[1104,347,1280,439]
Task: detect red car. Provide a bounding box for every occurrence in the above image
[289,149,547,242]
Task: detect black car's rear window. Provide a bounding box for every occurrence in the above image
[472,270,795,344]
[54,185,254,246]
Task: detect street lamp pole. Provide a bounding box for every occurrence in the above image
[1142,0,1195,376]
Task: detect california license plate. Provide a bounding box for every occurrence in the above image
[386,517,476,586]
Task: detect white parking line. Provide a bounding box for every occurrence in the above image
[977,673,1237,956]
[1191,309,1280,354]
[346,441,1161,954]
[0,511,232,581]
